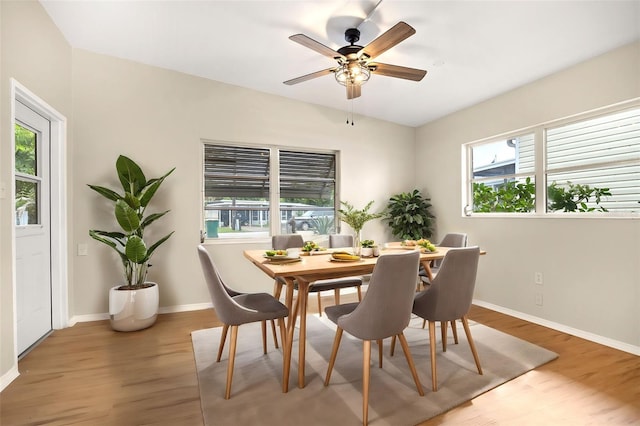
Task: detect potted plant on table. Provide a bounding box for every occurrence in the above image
[88,155,175,332]
[337,200,383,255]
[360,239,376,257]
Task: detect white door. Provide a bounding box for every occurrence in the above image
[15,100,52,355]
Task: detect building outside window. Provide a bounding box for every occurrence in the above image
[203,143,337,239]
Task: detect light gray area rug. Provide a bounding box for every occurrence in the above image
[192,315,557,426]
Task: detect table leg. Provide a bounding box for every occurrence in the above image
[282,278,298,393]
[420,260,434,282]
[296,279,310,388]
[284,278,295,329]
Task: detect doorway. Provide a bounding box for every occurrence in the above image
[15,101,52,355]
[12,80,68,359]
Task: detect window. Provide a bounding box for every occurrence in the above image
[15,123,40,225]
[464,102,640,216]
[546,107,640,213]
[469,134,535,213]
[203,142,337,239]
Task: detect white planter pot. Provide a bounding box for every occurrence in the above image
[109,282,159,332]
[360,247,374,257]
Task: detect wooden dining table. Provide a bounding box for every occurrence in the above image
[243,244,455,392]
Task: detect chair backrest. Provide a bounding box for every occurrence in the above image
[197,245,245,324]
[413,246,480,321]
[439,233,468,247]
[337,251,420,341]
[329,234,353,248]
[272,234,304,250]
[433,233,468,268]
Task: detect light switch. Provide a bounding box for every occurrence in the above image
[0,182,6,199]
[78,243,88,256]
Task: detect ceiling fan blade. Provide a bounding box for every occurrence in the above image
[370,62,427,81]
[289,34,345,60]
[346,84,361,99]
[283,68,335,85]
[359,21,416,59]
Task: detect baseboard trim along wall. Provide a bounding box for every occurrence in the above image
[473,299,640,356]
[67,300,638,356]
[68,302,214,326]
[1,365,20,393]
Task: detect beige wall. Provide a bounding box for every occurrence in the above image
[0,1,72,384]
[71,49,415,316]
[416,41,640,350]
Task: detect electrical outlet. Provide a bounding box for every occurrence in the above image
[534,272,543,285]
[535,292,543,306]
[78,243,88,256]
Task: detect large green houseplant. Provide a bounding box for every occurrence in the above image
[385,189,435,240]
[88,155,175,332]
[89,155,175,289]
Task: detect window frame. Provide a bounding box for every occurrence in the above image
[463,99,640,218]
[201,140,340,241]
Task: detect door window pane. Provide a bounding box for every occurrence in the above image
[15,124,37,175]
[15,179,39,225]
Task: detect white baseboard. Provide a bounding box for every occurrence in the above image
[159,302,212,314]
[69,302,213,325]
[66,299,640,356]
[1,365,20,392]
[473,299,640,356]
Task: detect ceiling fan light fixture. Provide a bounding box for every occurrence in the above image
[334,62,370,86]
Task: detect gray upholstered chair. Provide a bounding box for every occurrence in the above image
[324,251,424,425]
[197,245,288,399]
[272,234,363,317]
[419,232,468,284]
[418,232,468,338]
[412,246,483,391]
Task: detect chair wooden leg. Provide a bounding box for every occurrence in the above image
[377,339,383,368]
[335,288,341,305]
[272,280,283,346]
[270,320,279,349]
[441,321,448,352]
[225,325,239,399]
[451,320,458,344]
[461,316,483,375]
[278,317,287,352]
[261,320,267,354]
[422,319,426,329]
[324,327,343,386]
[217,324,229,362]
[428,321,438,391]
[396,332,425,396]
[362,340,371,426]
[390,335,396,356]
[317,292,323,317]
[356,285,362,301]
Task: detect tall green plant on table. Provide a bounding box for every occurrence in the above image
[385,189,435,240]
[338,200,383,252]
[88,155,175,289]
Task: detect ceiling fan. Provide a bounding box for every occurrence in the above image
[283,21,427,99]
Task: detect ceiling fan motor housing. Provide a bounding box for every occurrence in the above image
[344,28,361,44]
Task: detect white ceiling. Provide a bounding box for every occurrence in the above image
[40,0,640,127]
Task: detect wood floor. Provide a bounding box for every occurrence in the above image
[2,297,639,426]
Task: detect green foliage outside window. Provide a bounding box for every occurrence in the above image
[473,179,611,213]
[547,182,611,212]
[473,178,535,213]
